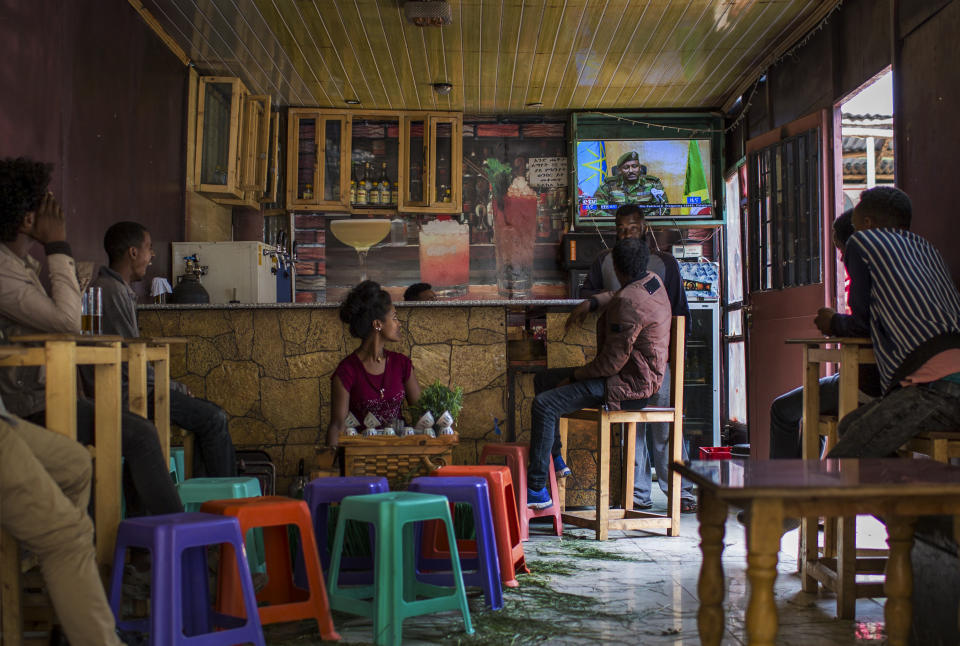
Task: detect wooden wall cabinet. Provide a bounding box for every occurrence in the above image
[194,76,275,208]
[286,108,461,214]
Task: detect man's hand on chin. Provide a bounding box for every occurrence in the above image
[814,307,836,336]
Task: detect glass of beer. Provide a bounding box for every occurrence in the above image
[82,287,102,335]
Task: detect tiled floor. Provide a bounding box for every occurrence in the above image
[267,492,892,645]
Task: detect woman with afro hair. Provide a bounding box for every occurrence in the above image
[326,280,421,446]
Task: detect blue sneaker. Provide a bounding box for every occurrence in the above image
[553,454,572,478]
[527,486,553,509]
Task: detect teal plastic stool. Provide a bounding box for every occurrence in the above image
[176,477,266,573]
[171,446,186,484]
[327,491,474,646]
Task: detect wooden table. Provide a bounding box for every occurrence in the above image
[1,334,124,568]
[675,458,960,646]
[785,336,878,617]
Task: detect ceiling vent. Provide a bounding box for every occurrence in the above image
[404,1,452,27]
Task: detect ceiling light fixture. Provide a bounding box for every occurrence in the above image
[526,102,543,107]
[432,82,453,96]
[344,99,361,105]
[404,1,452,26]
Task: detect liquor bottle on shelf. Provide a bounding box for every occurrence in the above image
[355,163,368,206]
[363,162,374,206]
[379,162,391,205]
[439,184,448,204]
[444,186,452,203]
[390,179,399,206]
[349,163,358,204]
[302,183,313,200]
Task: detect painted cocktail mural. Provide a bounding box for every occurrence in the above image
[419,218,470,297]
[328,219,392,282]
[486,159,538,298]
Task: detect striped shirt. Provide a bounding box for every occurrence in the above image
[831,228,960,393]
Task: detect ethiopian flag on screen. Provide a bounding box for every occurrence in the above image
[683,140,709,203]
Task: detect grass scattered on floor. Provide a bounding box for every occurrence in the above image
[539,538,650,563]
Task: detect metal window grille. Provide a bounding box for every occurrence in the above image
[747,128,822,291]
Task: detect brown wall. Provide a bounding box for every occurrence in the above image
[0,0,187,290]
[896,0,960,284]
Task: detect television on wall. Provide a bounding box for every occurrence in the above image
[574,138,713,225]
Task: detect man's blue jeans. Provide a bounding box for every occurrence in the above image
[529,368,609,491]
[769,374,840,459]
[828,378,960,458]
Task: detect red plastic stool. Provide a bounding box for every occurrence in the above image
[200,496,340,641]
[479,443,562,540]
[432,465,529,587]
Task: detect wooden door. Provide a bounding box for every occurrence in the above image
[744,110,836,459]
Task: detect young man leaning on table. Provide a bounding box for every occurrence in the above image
[526,237,672,509]
[90,221,236,477]
[0,157,182,516]
[0,393,126,646]
[815,186,960,458]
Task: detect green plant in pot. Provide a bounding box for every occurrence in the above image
[411,380,464,429]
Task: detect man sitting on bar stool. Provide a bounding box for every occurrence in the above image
[0,157,183,516]
[571,204,696,512]
[526,237,671,509]
[90,222,236,477]
[0,393,126,646]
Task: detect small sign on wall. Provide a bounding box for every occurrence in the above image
[526,157,568,188]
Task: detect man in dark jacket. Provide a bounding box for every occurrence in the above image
[567,204,695,511]
[527,237,672,509]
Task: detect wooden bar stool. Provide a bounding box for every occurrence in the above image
[124,336,184,468]
[557,316,685,541]
[904,431,960,462]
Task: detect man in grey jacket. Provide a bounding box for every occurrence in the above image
[91,221,236,477]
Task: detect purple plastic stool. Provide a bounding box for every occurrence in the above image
[300,476,389,586]
[408,476,503,610]
[108,512,265,645]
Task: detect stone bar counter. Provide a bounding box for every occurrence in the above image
[138,301,608,503]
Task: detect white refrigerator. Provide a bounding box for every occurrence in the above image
[171,241,279,304]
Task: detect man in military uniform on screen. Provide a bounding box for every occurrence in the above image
[592,151,670,216]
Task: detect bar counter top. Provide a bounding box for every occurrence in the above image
[139,299,583,310]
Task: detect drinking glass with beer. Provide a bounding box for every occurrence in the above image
[82,287,102,335]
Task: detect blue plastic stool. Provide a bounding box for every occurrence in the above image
[107,512,265,645]
[177,477,265,573]
[408,476,503,610]
[301,476,388,585]
[328,492,473,646]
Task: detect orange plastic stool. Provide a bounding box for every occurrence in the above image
[200,496,340,641]
[479,443,562,540]
[432,465,529,587]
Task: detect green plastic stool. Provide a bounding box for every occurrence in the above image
[176,477,266,573]
[327,491,474,646]
[170,446,186,484]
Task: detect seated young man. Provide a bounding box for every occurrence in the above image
[819,187,960,457]
[93,222,236,477]
[566,204,696,511]
[0,157,182,516]
[768,210,881,459]
[0,396,125,646]
[527,237,672,509]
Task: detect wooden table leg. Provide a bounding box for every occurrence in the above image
[746,498,783,646]
[94,345,123,572]
[152,349,171,465]
[596,413,611,541]
[697,488,727,646]
[837,516,857,619]
[884,515,916,646]
[623,422,636,512]
[800,515,819,592]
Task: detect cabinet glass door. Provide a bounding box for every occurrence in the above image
[429,116,461,210]
[323,119,343,202]
[196,77,245,197]
[349,116,400,209]
[293,114,318,204]
[240,95,270,192]
[402,117,428,209]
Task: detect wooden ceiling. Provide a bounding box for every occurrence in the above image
[142,0,839,112]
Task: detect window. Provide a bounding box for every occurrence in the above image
[748,128,822,291]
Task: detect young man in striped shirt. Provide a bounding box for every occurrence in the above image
[817,186,960,457]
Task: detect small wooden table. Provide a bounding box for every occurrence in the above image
[786,336,878,617]
[675,458,960,646]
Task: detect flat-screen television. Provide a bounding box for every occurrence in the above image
[575,138,713,224]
